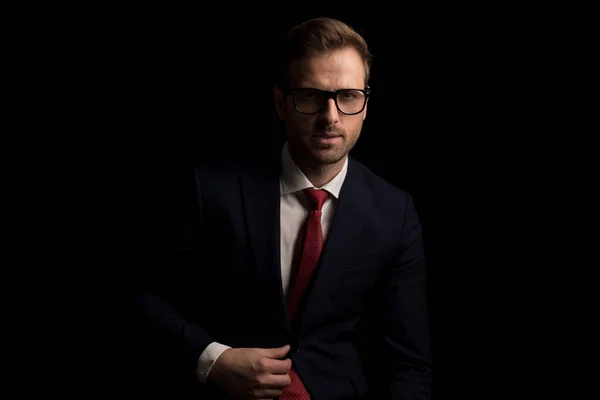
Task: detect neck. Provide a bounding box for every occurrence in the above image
[289,146,346,188]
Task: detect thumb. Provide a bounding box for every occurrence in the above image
[260,344,291,359]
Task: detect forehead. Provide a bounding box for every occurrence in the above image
[288,47,366,90]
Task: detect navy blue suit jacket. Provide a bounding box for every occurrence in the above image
[135,153,432,399]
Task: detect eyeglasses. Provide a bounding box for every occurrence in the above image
[285,87,371,115]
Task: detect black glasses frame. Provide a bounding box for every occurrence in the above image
[284,87,371,115]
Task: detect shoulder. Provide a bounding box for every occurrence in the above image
[349,157,414,211]
[193,151,280,181]
[194,160,246,180]
[190,154,280,201]
[347,157,422,257]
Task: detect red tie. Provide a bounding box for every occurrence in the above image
[281,188,329,400]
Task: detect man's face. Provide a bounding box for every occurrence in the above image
[274,47,368,168]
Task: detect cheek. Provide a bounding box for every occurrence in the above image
[345,119,364,137]
[286,114,314,134]
[283,97,298,117]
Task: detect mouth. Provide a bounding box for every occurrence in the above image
[312,133,343,139]
[312,135,343,145]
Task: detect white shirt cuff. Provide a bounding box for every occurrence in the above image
[196,342,231,383]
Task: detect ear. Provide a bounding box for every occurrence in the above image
[273,86,286,121]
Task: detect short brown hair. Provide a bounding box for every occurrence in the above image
[274,17,372,88]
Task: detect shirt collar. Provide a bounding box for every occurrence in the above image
[279,141,348,199]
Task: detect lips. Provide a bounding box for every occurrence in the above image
[313,135,343,146]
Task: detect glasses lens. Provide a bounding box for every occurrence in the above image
[293,89,367,114]
[294,89,323,114]
[336,90,366,114]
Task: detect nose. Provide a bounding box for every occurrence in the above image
[319,98,340,124]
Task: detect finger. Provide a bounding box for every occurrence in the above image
[273,358,293,374]
[257,371,291,388]
[260,357,292,374]
[254,388,284,398]
[259,344,290,359]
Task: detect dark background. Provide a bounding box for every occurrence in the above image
[71,7,574,399]
[7,1,588,397]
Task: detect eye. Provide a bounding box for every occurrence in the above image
[296,90,318,101]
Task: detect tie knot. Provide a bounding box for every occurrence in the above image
[303,188,329,211]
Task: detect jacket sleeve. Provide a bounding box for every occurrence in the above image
[133,167,216,370]
[382,193,433,399]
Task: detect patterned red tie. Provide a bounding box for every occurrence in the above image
[281,188,329,400]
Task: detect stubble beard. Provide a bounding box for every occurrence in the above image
[308,139,348,165]
[289,131,358,169]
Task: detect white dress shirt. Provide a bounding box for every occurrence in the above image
[196,141,349,382]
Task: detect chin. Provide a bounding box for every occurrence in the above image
[289,137,347,165]
[308,147,346,165]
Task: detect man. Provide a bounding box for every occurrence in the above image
[135,17,432,399]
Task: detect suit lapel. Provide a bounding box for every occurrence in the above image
[240,160,291,333]
[300,159,370,332]
[239,156,370,336]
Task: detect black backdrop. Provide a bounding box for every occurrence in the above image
[89,8,555,399]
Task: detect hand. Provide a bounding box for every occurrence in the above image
[205,344,292,399]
